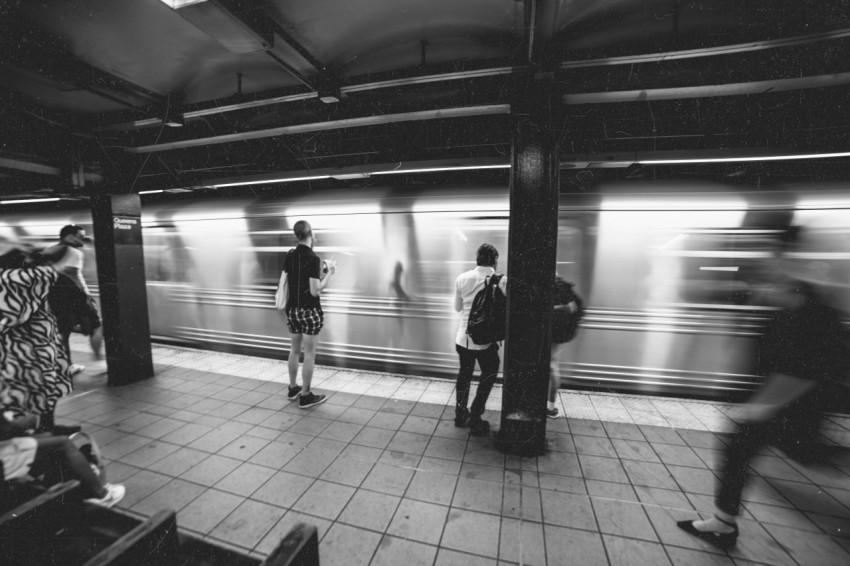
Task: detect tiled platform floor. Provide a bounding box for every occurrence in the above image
[60,336,850,566]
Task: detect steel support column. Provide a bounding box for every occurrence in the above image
[91,194,154,385]
[496,77,560,457]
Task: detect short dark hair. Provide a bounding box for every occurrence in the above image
[59,224,82,240]
[476,243,499,267]
[293,220,312,241]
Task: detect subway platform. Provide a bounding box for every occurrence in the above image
[61,335,850,566]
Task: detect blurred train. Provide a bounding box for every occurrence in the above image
[3,181,850,403]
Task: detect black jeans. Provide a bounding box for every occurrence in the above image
[716,406,820,515]
[455,343,500,420]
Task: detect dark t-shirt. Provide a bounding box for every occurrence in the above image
[758,299,846,383]
[283,244,321,310]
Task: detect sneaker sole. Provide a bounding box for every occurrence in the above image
[299,398,327,409]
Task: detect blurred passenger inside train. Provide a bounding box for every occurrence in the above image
[678,228,849,549]
[41,225,103,375]
[0,238,78,436]
[1,411,124,508]
[454,243,507,436]
[281,220,336,409]
[549,276,584,419]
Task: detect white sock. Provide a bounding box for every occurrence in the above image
[547,401,555,410]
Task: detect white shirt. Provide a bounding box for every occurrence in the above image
[454,266,507,350]
[52,246,89,293]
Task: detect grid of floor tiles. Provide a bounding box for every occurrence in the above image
[60,337,850,566]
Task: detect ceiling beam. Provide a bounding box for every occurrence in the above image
[125,104,511,153]
[563,72,850,104]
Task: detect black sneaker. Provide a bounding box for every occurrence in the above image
[546,407,559,419]
[469,417,490,437]
[454,409,469,428]
[299,392,326,409]
[287,385,302,400]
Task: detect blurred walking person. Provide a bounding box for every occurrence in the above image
[677,245,848,549]
[281,221,335,409]
[43,225,103,375]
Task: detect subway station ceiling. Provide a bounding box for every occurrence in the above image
[2,0,850,202]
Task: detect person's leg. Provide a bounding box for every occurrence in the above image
[301,333,319,393]
[681,421,771,539]
[469,344,499,431]
[288,332,303,387]
[455,345,476,426]
[30,435,105,498]
[89,326,103,360]
[549,343,566,413]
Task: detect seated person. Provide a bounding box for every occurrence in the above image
[1,412,124,508]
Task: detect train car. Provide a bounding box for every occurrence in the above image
[3,181,849,403]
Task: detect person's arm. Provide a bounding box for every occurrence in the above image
[743,373,818,422]
[281,275,289,306]
[309,261,335,297]
[454,279,463,312]
[0,412,39,437]
[554,301,577,312]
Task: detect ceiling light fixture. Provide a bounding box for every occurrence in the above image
[638,150,850,165]
[210,175,331,189]
[0,197,61,205]
[371,164,511,175]
[158,0,207,9]
[139,190,164,195]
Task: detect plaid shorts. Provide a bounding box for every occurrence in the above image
[286,307,324,335]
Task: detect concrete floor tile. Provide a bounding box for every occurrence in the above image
[603,535,671,566]
[290,480,356,521]
[209,499,287,550]
[214,462,277,497]
[321,523,382,566]
[372,536,438,566]
[498,518,544,565]
[387,498,449,545]
[543,524,607,566]
[337,489,401,532]
[251,470,315,508]
[441,508,500,558]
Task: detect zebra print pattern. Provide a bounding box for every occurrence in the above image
[1,266,72,416]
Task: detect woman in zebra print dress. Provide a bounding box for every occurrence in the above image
[0,243,73,430]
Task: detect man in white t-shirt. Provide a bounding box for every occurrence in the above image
[453,243,507,436]
[48,225,103,375]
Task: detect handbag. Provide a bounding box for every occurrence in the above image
[274,270,286,310]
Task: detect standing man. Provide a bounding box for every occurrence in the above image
[46,225,103,375]
[281,220,334,409]
[454,243,507,436]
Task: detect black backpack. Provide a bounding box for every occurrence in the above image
[466,273,506,345]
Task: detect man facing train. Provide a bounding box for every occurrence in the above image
[281,220,335,409]
[454,243,507,436]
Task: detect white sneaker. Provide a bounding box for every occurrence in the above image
[69,364,86,376]
[85,483,125,508]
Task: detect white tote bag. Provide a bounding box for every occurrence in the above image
[274,271,286,310]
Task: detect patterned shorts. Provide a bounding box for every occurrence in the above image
[286,307,324,335]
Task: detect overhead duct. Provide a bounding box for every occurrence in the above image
[164,0,272,54]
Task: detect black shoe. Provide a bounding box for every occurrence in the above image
[454,409,470,428]
[299,392,327,409]
[287,385,302,400]
[676,516,738,549]
[469,417,490,437]
[52,424,82,436]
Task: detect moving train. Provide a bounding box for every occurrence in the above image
[3,181,850,402]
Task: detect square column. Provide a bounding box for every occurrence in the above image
[91,194,154,385]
